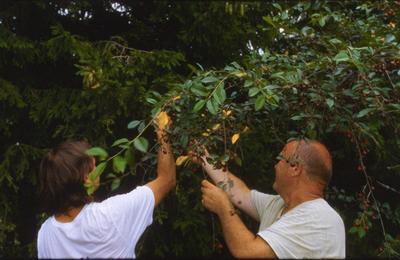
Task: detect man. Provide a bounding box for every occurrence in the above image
[199,139,345,258]
[37,114,175,258]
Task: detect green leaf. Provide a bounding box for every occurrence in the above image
[291,115,303,121]
[113,155,127,173]
[319,15,328,27]
[385,34,396,43]
[213,84,226,105]
[86,147,108,160]
[301,26,313,36]
[255,95,265,111]
[127,120,141,129]
[151,106,161,118]
[146,97,157,104]
[192,100,206,112]
[270,72,286,80]
[272,3,282,11]
[244,80,253,88]
[206,99,218,115]
[333,51,349,63]
[112,138,129,147]
[356,108,374,118]
[358,228,366,238]
[134,137,149,153]
[329,38,342,45]
[263,16,276,28]
[231,61,241,69]
[92,162,107,180]
[201,76,218,84]
[124,148,136,168]
[190,84,209,97]
[326,98,334,108]
[349,226,358,234]
[248,87,260,97]
[138,122,146,132]
[111,178,121,191]
[388,103,400,110]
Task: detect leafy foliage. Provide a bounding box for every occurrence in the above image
[0,0,400,258]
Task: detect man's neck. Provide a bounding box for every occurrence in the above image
[55,206,84,223]
[281,188,323,212]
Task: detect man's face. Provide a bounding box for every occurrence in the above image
[273,142,297,193]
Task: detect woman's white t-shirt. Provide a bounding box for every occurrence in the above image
[37,185,154,258]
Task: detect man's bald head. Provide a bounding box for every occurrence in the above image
[286,139,332,187]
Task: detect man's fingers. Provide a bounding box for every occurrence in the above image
[201,179,213,188]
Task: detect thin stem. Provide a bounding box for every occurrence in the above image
[352,127,387,239]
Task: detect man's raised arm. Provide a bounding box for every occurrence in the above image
[200,153,259,221]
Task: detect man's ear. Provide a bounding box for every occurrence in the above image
[290,164,302,176]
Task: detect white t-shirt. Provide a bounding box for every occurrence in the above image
[251,190,346,259]
[37,185,155,258]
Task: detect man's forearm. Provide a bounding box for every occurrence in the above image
[202,160,256,218]
[217,208,275,258]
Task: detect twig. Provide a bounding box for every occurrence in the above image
[352,126,387,238]
[376,180,400,195]
[384,70,395,88]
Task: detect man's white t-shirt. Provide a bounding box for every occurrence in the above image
[37,185,154,258]
[251,190,346,259]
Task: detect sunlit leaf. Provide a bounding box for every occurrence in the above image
[206,99,218,115]
[255,95,265,111]
[111,178,121,191]
[112,138,129,147]
[134,137,149,153]
[127,120,141,129]
[86,147,108,160]
[231,133,240,144]
[113,155,127,173]
[192,100,206,112]
[176,155,189,166]
[156,111,169,130]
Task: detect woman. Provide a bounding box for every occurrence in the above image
[37,115,175,258]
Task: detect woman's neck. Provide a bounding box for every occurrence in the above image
[55,206,84,223]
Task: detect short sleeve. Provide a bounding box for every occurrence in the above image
[99,186,155,247]
[250,190,284,224]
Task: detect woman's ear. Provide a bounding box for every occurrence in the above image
[90,157,96,172]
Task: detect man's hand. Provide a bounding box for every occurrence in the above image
[188,147,208,166]
[201,179,234,217]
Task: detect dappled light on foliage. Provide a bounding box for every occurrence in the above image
[0,0,400,257]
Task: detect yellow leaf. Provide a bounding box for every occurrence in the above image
[176,155,189,166]
[157,111,169,130]
[231,133,240,144]
[173,95,181,101]
[212,123,221,131]
[242,126,250,133]
[202,132,210,137]
[223,109,232,117]
[234,72,247,78]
